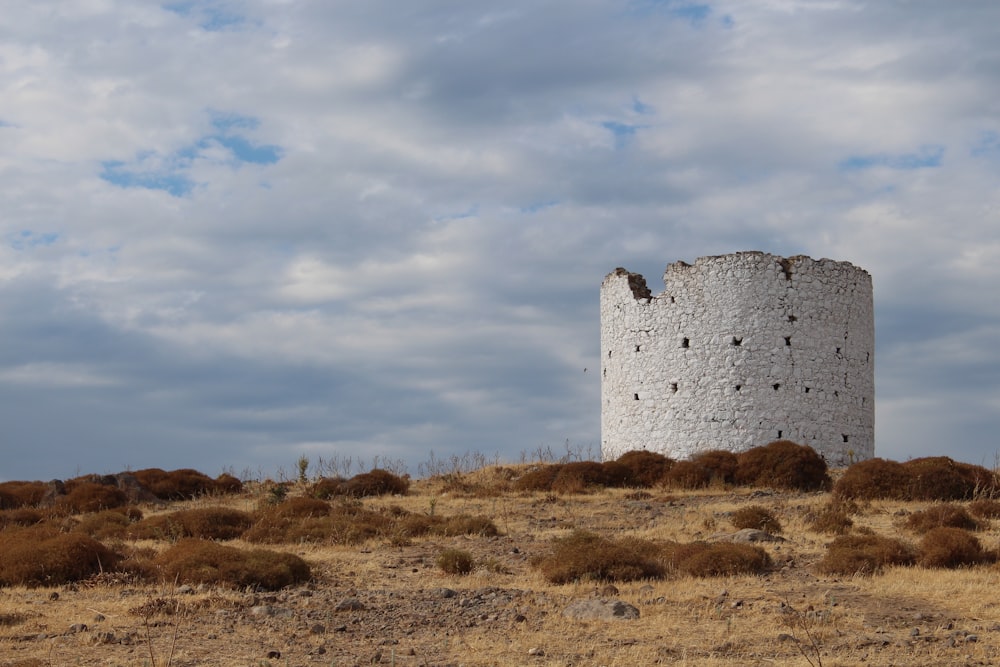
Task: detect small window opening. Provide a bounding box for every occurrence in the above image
[784,336,792,347]
[670,383,679,393]
[834,390,840,397]
[731,336,743,346]
[635,345,640,352]
[602,368,606,378]
[634,393,639,401]
[735,384,742,392]
[777,430,783,438]
[835,347,841,355]
[773,383,781,391]
[788,315,797,323]
[681,337,690,348]
[842,434,850,443]
[804,387,811,394]
[670,296,676,303]
[608,350,612,358]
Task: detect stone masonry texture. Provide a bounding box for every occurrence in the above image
[600,252,874,466]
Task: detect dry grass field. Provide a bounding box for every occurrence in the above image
[3,447,1000,667]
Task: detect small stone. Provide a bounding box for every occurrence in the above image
[176,585,195,595]
[93,613,105,622]
[528,647,545,656]
[911,628,920,637]
[310,623,326,635]
[265,650,281,659]
[434,588,457,599]
[966,635,979,643]
[69,623,87,634]
[48,592,59,601]
[250,605,275,617]
[335,598,365,612]
[513,613,527,623]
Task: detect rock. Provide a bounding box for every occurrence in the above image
[528,647,545,656]
[250,605,275,617]
[563,599,640,621]
[310,623,325,635]
[335,598,366,612]
[176,585,195,595]
[711,528,787,543]
[265,650,281,659]
[599,584,619,597]
[68,623,88,634]
[433,587,457,598]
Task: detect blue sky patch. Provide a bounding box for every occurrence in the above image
[630,1,713,26]
[8,230,60,251]
[100,160,194,197]
[839,145,944,171]
[972,131,1000,157]
[163,2,245,31]
[602,121,640,150]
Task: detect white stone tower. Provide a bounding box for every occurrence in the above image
[600,252,874,466]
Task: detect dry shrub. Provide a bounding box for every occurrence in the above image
[816,534,916,575]
[56,482,128,514]
[245,498,393,545]
[0,481,49,509]
[662,541,772,577]
[131,468,220,500]
[734,440,830,491]
[311,477,347,499]
[73,509,139,540]
[437,548,475,575]
[600,461,634,487]
[919,527,995,568]
[532,530,665,584]
[550,462,611,494]
[614,450,675,487]
[129,508,253,541]
[0,508,43,529]
[904,457,998,501]
[808,504,854,535]
[691,450,739,485]
[1,659,46,667]
[969,499,1000,520]
[435,514,499,537]
[340,469,409,497]
[0,528,120,586]
[834,458,911,500]
[662,460,712,489]
[513,464,563,492]
[214,473,244,495]
[905,504,982,534]
[731,505,782,534]
[153,539,309,590]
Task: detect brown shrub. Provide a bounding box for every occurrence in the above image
[513,464,563,492]
[734,440,830,491]
[152,539,309,590]
[905,504,983,534]
[816,534,916,575]
[129,508,253,541]
[808,505,854,535]
[132,468,219,500]
[551,462,611,494]
[663,542,772,577]
[435,514,499,537]
[969,499,1000,520]
[662,460,712,489]
[600,461,634,488]
[436,548,475,575]
[311,477,346,499]
[340,469,409,497]
[244,498,392,545]
[834,458,911,500]
[904,457,978,501]
[56,482,128,514]
[919,527,995,568]
[0,481,50,509]
[214,473,244,495]
[0,528,121,586]
[614,450,675,487]
[532,530,665,584]
[691,450,739,485]
[731,505,782,534]
[0,508,43,529]
[73,509,138,540]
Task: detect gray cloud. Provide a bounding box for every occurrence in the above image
[1,0,998,480]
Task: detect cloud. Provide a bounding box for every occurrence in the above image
[0,0,999,480]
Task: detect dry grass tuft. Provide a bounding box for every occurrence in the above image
[835,456,1000,501]
[662,541,772,577]
[532,530,665,584]
[152,538,310,590]
[132,468,224,500]
[734,440,831,491]
[918,527,995,568]
[614,450,674,487]
[0,481,50,509]
[904,503,983,533]
[436,548,475,575]
[731,505,782,533]
[816,534,916,575]
[969,498,1000,520]
[57,481,129,514]
[129,507,253,541]
[807,503,854,535]
[0,527,121,586]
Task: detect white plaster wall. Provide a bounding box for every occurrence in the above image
[600,252,874,466]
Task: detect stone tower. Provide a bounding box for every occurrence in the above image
[600,252,874,466]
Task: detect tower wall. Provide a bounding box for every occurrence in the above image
[600,252,874,466]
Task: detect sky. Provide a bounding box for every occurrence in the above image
[1,1,999,482]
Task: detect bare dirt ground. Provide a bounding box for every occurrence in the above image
[3,469,1000,667]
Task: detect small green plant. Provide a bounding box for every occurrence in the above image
[437,548,475,575]
[296,455,310,484]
